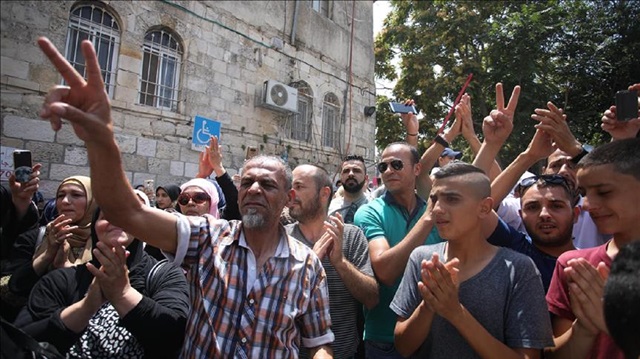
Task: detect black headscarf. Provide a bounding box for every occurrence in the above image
[156,185,181,202]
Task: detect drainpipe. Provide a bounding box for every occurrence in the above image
[291,0,300,46]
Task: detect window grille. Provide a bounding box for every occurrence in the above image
[65,4,120,96]
[322,93,340,148]
[289,82,313,142]
[139,29,183,111]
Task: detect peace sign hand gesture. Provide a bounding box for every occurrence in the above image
[482,83,520,146]
[37,37,113,144]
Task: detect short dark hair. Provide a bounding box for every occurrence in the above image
[578,139,640,181]
[604,241,640,359]
[384,142,420,165]
[518,176,577,206]
[433,162,491,199]
[343,154,365,164]
[343,154,366,172]
[304,164,334,210]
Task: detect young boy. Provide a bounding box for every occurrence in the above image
[546,138,640,359]
[391,163,553,358]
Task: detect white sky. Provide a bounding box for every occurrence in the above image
[372,1,396,98]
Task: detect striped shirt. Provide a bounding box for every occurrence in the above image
[286,223,374,359]
[167,214,334,358]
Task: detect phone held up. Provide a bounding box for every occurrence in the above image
[13,150,33,183]
[389,102,417,114]
[615,90,639,121]
[144,179,156,206]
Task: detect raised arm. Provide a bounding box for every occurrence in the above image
[599,83,640,141]
[472,83,520,175]
[491,129,553,209]
[197,135,240,220]
[8,164,42,223]
[415,116,461,199]
[367,201,435,287]
[457,94,502,180]
[401,100,419,147]
[37,37,178,253]
[531,101,584,157]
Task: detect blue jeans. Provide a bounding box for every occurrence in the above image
[364,340,406,359]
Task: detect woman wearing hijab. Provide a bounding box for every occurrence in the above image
[8,176,97,298]
[14,208,189,358]
[176,178,220,217]
[155,185,180,211]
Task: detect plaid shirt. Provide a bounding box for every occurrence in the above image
[168,214,334,358]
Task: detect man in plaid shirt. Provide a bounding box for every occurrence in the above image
[36,37,334,358]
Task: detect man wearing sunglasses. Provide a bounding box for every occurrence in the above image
[354,142,442,358]
[287,164,379,359]
[35,38,334,358]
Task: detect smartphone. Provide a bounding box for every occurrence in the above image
[13,150,32,183]
[144,179,155,193]
[389,102,417,114]
[615,90,639,121]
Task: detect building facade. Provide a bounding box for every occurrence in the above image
[1,0,376,197]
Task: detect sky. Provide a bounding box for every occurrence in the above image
[372,1,395,98]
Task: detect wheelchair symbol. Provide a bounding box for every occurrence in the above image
[196,121,213,145]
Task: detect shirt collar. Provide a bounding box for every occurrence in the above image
[382,190,426,208]
[235,224,291,259]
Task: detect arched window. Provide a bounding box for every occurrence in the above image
[322,93,340,148]
[289,81,313,142]
[65,3,120,96]
[139,28,183,111]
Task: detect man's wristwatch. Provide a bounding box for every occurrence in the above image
[570,144,592,164]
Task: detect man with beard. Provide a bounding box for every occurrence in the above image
[495,101,611,249]
[329,155,370,224]
[286,164,379,359]
[484,174,578,291]
[34,37,334,358]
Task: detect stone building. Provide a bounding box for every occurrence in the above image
[1,0,376,198]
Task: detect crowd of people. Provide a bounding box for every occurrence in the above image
[0,36,639,359]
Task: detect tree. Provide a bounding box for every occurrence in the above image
[375,0,640,165]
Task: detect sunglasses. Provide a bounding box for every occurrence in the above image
[377,159,404,173]
[517,174,571,196]
[177,192,211,206]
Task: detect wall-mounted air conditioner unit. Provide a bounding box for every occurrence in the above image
[260,80,298,113]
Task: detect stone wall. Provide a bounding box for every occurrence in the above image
[1,0,376,198]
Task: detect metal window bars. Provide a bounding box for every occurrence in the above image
[64,5,120,97]
[139,30,183,112]
[322,93,340,148]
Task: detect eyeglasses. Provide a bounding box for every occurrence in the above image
[377,159,404,173]
[177,192,211,206]
[517,174,571,196]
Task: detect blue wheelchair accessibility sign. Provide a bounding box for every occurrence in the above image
[191,116,221,150]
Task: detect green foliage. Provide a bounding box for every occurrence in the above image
[375,0,640,164]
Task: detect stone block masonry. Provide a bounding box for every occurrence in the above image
[1,0,376,199]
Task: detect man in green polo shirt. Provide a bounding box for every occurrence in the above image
[354,142,442,358]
